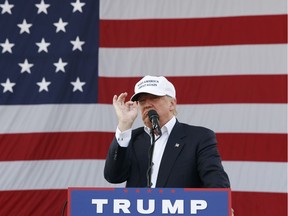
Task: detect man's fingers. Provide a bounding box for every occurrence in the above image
[112,95,118,104]
[117,92,128,101]
[113,93,127,104]
[125,101,134,106]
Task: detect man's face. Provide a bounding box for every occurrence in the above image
[137,93,176,128]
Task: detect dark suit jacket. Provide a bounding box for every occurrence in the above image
[104,120,230,188]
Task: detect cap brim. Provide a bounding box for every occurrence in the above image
[130,93,141,102]
[130,91,166,101]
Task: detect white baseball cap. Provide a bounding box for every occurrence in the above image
[130,75,176,101]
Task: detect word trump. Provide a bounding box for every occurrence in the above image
[91,199,207,214]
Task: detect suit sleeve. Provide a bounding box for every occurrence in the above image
[103,137,131,184]
[196,129,230,188]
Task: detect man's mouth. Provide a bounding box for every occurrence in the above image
[143,109,153,119]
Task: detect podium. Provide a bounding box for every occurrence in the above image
[68,187,231,216]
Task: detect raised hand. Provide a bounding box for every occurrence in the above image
[113,92,138,132]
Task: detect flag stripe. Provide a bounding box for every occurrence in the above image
[217,133,287,162]
[0,160,286,193]
[99,45,287,77]
[0,160,115,191]
[0,132,112,161]
[100,15,287,47]
[176,104,287,134]
[100,0,287,19]
[98,75,287,104]
[0,104,286,134]
[232,191,287,216]
[223,161,287,193]
[0,190,67,216]
[0,132,286,162]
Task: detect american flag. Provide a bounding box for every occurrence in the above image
[0,0,287,215]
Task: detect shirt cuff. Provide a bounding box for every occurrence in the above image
[115,127,132,147]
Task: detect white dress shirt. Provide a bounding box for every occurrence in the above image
[115,116,176,187]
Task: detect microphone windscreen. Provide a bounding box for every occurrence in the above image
[148,109,159,122]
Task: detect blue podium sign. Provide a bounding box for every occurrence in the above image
[68,188,231,216]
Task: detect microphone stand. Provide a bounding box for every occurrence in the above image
[61,200,67,216]
[147,128,162,188]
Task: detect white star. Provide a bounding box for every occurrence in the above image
[1,78,16,93]
[18,59,34,74]
[71,77,85,92]
[0,38,14,53]
[0,0,14,14]
[36,38,50,53]
[37,77,51,92]
[54,58,68,73]
[53,18,68,33]
[70,36,85,51]
[35,0,50,14]
[17,19,33,34]
[71,0,85,13]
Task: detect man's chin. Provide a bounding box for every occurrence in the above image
[143,119,152,129]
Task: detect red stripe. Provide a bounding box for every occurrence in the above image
[100,15,287,47]
[232,191,287,216]
[0,189,67,216]
[0,132,286,162]
[98,75,287,104]
[218,133,288,162]
[0,131,113,161]
[0,190,286,216]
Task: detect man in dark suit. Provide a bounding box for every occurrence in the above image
[104,75,230,189]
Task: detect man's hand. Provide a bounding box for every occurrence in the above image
[113,92,138,132]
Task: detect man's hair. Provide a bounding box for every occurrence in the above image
[166,95,177,116]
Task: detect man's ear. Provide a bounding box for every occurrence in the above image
[169,98,177,111]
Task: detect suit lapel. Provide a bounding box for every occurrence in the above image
[156,121,186,187]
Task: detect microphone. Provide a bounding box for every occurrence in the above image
[148,109,162,136]
[146,109,162,187]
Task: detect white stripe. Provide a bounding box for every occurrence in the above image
[100,0,286,19]
[223,161,288,193]
[0,160,286,193]
[0,104,286,134]
[0,160,123,190]
[99,45,287,77]
[177,104,287,134]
